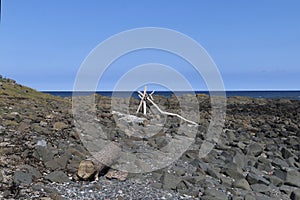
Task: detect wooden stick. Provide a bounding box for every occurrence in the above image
[138,90,197,125]
[149,94,154,100]
[143,100,147,115]
[136,86,147,114]
[146,97,198,126]
[138,91,143,96]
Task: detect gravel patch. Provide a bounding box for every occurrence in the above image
[13,178,196,200]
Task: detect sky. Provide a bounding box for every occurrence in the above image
[0,0,299,91]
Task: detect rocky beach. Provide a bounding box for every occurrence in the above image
[0,77,300,200]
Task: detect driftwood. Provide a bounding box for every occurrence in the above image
[77,142,121,180]
[136,86,147,114]
[137,90,198,126]
[112,111,147,124]
[146,96,198,126]
[78,87,197,181]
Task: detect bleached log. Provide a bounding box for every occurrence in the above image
[112,111,147,124]
[136,86,147,114]
[77,142,121,180]
[138,91,144,98]
[143,100,146,115]
[130,87,198,125]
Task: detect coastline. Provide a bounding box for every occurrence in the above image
[43,90,300,100]
[1,78,300,199]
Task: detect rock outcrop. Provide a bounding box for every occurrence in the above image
[0,77,299,199]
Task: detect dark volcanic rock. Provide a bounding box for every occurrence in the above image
[291,190,300,200]
[274,168,287,181]
[281,147,294,159]
[272,157,289,168]
[13,171,32,185]
[244,193,256,200]
[45,155,69,170]
[221,163,244,180]
[246,143,264,157]
[203,188,228,200]
[21,165,42,179]
[285,169,300,187]
[33,146,55,162]
[162,172,182,190]
[251,183,270,194]
[233,178,251,190]
[267,174,284,186]
[279,185,300,197]
[246,172,270,185]
[45,171,70,183]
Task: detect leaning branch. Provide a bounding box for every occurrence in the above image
[137,91,198,126]
[147,97,198,126]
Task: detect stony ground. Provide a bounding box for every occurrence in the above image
[0,78,300,200]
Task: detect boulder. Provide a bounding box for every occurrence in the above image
[203,188,228,200]
[162,172,182,190]
[280,185,300,197]
[251,184,270,194]
[246,172,270,185]
[267,175,283,186]
[291,190,300,200]
[233,178,251,190]
[285,169,300,187]
[21,165,42,179]
[45,171,70,183]
[34,146,55,162]
[246,143,264,157]
[13,171,32,185]
[45,155,69,170]
[221,163,244,180]
[244,194,256,200]
[281,147,294,159]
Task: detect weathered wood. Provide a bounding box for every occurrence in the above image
[112,111,147,124]
[143,100,147,115]
[136,86,147,114]
[147,97,198,125]
[137,90,198,126]
[77,160,95,180]
[77,142,121,180]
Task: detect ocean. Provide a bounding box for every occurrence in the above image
[43,91,300,100]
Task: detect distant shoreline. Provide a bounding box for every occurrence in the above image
[42,90,300,100]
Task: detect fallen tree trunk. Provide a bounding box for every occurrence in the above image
[77,141,121,180]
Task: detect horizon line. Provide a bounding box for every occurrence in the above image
[41,89,300,92]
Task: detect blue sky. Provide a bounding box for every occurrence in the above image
[0,0,299,91]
